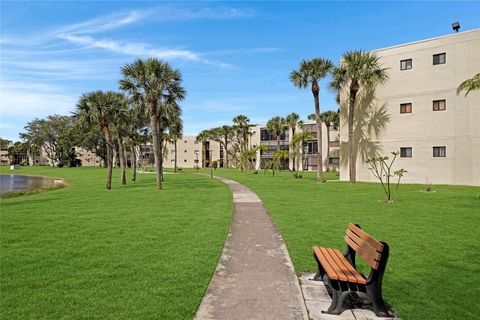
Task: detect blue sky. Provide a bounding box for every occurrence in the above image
[1,1,479,141]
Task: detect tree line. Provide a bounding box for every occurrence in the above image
[11,58,185,191]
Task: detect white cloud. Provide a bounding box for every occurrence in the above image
[53,10,146,35]
[0,82,76,118]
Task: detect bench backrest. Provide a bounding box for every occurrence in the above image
[344,223,384,270]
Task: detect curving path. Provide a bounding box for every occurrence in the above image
[195,176,308,320]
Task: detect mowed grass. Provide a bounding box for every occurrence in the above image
[0,167,232,319]
[194,168,480,320]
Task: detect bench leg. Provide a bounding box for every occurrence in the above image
[322,284,348,315]
[366,282,389,317]
[312,251,325,281]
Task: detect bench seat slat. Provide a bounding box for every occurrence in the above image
[313,246,366,284]
[314,246,341,281]
[332,249,366,285]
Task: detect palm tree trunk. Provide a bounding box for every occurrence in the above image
[174,140,177,172]
[149,106,162,190]
[130,143,136,182]
[326,124,330,172]
[117,135,126,185]
[224,136,228,168]
[291,127,295,171]
[312,82,323,183]
[348,88,357,184]
[102,126,113,190]
[156,119,164,182]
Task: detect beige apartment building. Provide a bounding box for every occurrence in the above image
[339,29,480,186]
[162,136,221,169]
[249,121,340,172]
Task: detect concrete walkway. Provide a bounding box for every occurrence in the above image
[195,176,308,320]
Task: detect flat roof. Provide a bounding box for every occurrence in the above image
[372,28,480,52]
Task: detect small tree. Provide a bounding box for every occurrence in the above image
[366,151,407,203]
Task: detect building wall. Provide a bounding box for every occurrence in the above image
[340,29,480,186]
[162,136,221,169]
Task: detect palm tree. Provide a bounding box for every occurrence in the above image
[266,116,286,163]
[75,91,123,190]
[320,110,340,171]
[331,50,388,183]
[216,125,233,168]
[196,130,211,168]
[111,95,129,185]
[125,103,147,182]
[232,115,250,153]
[286,112,299,171]
[290,58,334,183]
[291,130,315,171]
[457,72,480,97]
[120,58,185,190]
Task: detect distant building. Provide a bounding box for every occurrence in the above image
[249,121,339,172]
[339,29,480,186]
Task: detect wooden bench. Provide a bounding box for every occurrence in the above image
[312,223,390,317]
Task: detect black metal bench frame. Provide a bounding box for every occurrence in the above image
[313,224,391,317]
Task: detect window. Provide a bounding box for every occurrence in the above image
[171,150,175,154]
[400,103,412,114]
[433,53,446,65]
[194,141,199,144]
[184,140,188,143]
[184,150,187,153]
[328,157,340,165]
[433,99,446,111]
[329,141,340,148]
[400,59,412,70]
[306,141,318,154]
[184,159,187,162]
[433,146,446,157]
[400,147,412,158]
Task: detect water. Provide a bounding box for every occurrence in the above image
[0,174,56,194]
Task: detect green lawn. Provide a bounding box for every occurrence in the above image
[0,167,232,319]
[194,168,480,320]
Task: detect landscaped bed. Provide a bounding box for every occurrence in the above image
[0,166,232,319]
[196,168,480,320]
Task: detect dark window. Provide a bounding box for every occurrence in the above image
[433,53,446,65]
[329,157,340,165]
[400,59,412,70]
[400,103,412,114]
[261,129,287,141]
[184,159,187,162]
[400,147,412,158]
[184,150,187,153]
[433,100,446,111]
[329,141,340,148]
[433,146,446,157]
[306,141,318,154]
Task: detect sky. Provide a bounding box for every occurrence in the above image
[1,1,479,142]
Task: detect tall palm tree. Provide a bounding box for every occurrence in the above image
[266,116,286,157]
[320,110,340,171]
[232,115,250,153]
[75,91,123,190]
[217,125,233,168]
[196,130,211,168]
[290,58,334,183]
[331,50,388,183]
[111,95,129,185]
[286,112,299,171]
[120,58,185,190]
[457,72,480,97]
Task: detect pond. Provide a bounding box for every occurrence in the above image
[0,174,57,194]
